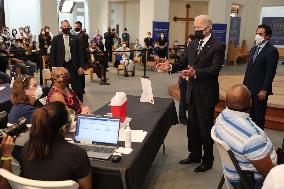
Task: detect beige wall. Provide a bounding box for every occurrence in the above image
[125,0,140,43]
[169,0,208,46]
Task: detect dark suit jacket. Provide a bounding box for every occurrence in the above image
[243,42,279,95]
[172,36,226,107]
[50,34,85,72]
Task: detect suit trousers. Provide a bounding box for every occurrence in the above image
[187,95,215,163]
[250,95,268,130]
[178,78,188,122]
[63,61,83,102]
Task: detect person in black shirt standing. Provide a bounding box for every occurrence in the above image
[157,32,168,58]
[104,26,114,63]
[121,28,130,47]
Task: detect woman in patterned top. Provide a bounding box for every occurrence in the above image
[47,67,91,114]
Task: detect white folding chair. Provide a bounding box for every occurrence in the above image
[0,168,79,189]
[211,126,252,189]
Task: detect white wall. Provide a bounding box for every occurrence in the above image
[87,0,110,39]
[125,0,140,43]
[4,0,41,36]
[40,0,58,35]
[139,0,155,42]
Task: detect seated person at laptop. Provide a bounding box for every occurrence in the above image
[47,67,91,115]
[19,101,92,189]
[8,76,43,124]
[214,84,277,188]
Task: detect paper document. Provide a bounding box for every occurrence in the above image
[140,78,154,104]
[119,128,147,143]
[115,147,133,155]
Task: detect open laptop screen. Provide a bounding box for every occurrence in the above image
[75,116,120,145]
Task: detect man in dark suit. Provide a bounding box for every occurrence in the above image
[74,21,89,94]
[104,26,114,63]
[157,15,225,172]
[50,20,86,101]
[243,24,279,130]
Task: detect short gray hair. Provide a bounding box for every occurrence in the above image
[195,15,212,29]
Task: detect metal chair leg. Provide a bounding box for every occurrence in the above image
[217,175,225,189]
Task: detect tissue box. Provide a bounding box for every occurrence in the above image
[110,92,127,122]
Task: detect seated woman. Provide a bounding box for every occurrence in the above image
[8,76,43,124]
[47,67,91,115]
[20,101,92,189]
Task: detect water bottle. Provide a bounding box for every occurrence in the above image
[125,125,132,148]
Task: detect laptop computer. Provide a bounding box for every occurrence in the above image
[74,115,120,160]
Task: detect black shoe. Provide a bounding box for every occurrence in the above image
[124,74,129,77]
[194,162,213,172]
[179,157,201,164]
[82,90,85,94]
[179,119,188,125]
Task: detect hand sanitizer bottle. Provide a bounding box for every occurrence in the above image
[125,125,132,148]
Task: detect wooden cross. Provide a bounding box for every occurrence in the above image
[173,4,194,42]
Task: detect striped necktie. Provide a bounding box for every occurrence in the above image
[253,46,260,62]
[197,40,204,55]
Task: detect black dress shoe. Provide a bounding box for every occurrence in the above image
[179,157,201,164]
[194,162,213,172]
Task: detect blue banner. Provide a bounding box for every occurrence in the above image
[152,21,170,41]
[212,24,227,44]
[229,17,241,45]
[262,17,284,46]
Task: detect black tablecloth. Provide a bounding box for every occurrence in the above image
[91,95,178,189]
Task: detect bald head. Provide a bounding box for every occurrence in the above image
[51,67,68,78]
[226,84,251,111]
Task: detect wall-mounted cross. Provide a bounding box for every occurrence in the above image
[173,4,194,42]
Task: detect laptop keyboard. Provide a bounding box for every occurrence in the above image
[78,144,115,153]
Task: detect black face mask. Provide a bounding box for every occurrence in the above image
[74,28,81,32]
[62,28,70,34]
[194,27,207,40]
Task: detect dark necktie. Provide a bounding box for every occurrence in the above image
[253,46,261,62]
[197,40,204,55]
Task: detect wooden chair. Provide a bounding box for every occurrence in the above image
[84,67,94,81]
[43,69,51,85]
[117,64,125,75]
[227,40,249,65]
[133,56,142,64]
[42,55,50,69]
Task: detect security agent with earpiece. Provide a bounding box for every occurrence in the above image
[156,15,226,172]
[243,24,279,130]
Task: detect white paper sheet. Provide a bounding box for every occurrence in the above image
[140,78,154,104]
[115,147,133,154]
[119,128,147,143]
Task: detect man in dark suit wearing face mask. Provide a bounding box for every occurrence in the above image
[243,24,279,130]
[157,15,226,172]
[74,21,89,94]
[50,20,86,101]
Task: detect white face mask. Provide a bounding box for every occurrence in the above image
[161,35,164,38]
[147,35,151,38]
[255,34,264,45]
[34,86,43,100]
[122,44,126,48]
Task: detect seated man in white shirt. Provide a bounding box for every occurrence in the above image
[115,41,134,77]
[214,84,277,189]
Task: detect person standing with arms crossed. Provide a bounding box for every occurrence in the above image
[50,20,86,102]
[157,15,225,172]
[243,24,279,130]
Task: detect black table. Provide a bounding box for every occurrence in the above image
[91,95,178,189]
